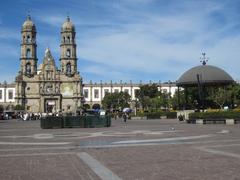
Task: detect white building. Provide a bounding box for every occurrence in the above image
[0,82,16,110]
[83,81,178,108]
[0,81,177,111]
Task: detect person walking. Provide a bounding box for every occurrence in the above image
[123,112,128,127]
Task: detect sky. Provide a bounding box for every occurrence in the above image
[0,0,240,84]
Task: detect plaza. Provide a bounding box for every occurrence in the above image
[0,118,240,180]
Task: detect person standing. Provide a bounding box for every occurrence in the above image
[123,113,127,124]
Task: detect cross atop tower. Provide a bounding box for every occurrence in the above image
[26,11,31,20]
[200,52,209,65]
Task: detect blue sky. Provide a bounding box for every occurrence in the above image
[0,0,240,84]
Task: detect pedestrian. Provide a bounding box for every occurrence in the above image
[5,113,8,120]
[123,113,127,123]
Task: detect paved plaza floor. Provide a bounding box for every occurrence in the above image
[0,118,240,180]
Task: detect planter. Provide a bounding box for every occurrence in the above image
[131,116,147,120]
[160,116,167,119]
[226,119,234,125]
[196,119,203,124]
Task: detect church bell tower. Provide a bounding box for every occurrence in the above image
[60,16,77,76]
[20,15,37,77]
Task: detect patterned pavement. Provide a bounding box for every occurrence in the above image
[0,118,240,180]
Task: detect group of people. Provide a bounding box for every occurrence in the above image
[19,112,42,121]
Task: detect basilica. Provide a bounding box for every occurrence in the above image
[14,15,83,113]
[0,15,177,113]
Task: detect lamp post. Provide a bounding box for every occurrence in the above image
[168,80,171,110]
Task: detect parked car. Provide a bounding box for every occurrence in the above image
[3,111,17,119]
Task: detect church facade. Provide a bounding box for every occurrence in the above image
[15,15,83,113]
[0,15,179,113]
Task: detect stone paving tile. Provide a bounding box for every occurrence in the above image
[0,154,100,180]
[87,145,240,180]
[1,118,240,179]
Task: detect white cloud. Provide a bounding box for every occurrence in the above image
[35,14,65,27]
[0,43,19,59]
[0,28,19,40]
[75,0,240,81]
[2,0,238,83]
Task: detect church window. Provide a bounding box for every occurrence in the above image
[26,49,31,58]
[66,63,71,75]
[124,89,129,94]
[8,90,13,100]
[94,89,99,98]
[0,90,2,100]
[27,35,31,43]
[66,49,71,57]
[26,63,31,74]
[84,89,89,98]
[134,89,139,97]
[104,89,109,96]
[67,36,70,43]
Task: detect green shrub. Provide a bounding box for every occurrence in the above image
[145,111,177,119]
[165,112,177,118]
[14,104,25,110]
[189,111,240,119]
[135,111,145,117]
[145,112,162,119]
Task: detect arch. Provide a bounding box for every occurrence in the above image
[67,36,70,43]
[32,35,35,43]
[83,104,91,110]
[92,104,101,110]
[63,36,66,43]
[66,62,71,75]
[27,35,31,43]
[26,62,31,74]
[66,49,71,57]
[26,49,31,58]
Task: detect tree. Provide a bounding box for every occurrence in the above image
[14,104,25,111]
[169,89,185,110]
[207,87,232,109]
[135,84,160,110]
[102,92,131,110]
[83,104,91,110]
[232,84,240,107]
[136,84,159,98]
[150,96,166,110]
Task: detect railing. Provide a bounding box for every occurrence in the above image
[41,115,111,129]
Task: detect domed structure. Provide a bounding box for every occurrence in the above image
[22,15,36,31]
[177,64,234,86]
[176,55,235,110]
[61,16,75,32]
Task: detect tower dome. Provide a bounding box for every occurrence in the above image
[61,16,75,32]
[22,15,36,31]
[177,65,234,86]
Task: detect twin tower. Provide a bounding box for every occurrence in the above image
[16,15,83,113]
[20,15,77,76]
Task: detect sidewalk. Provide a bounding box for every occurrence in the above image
[0,118,240,179]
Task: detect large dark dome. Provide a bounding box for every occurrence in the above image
[177,65,234,86]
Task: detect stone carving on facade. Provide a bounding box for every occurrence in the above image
[14,15,83,113]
